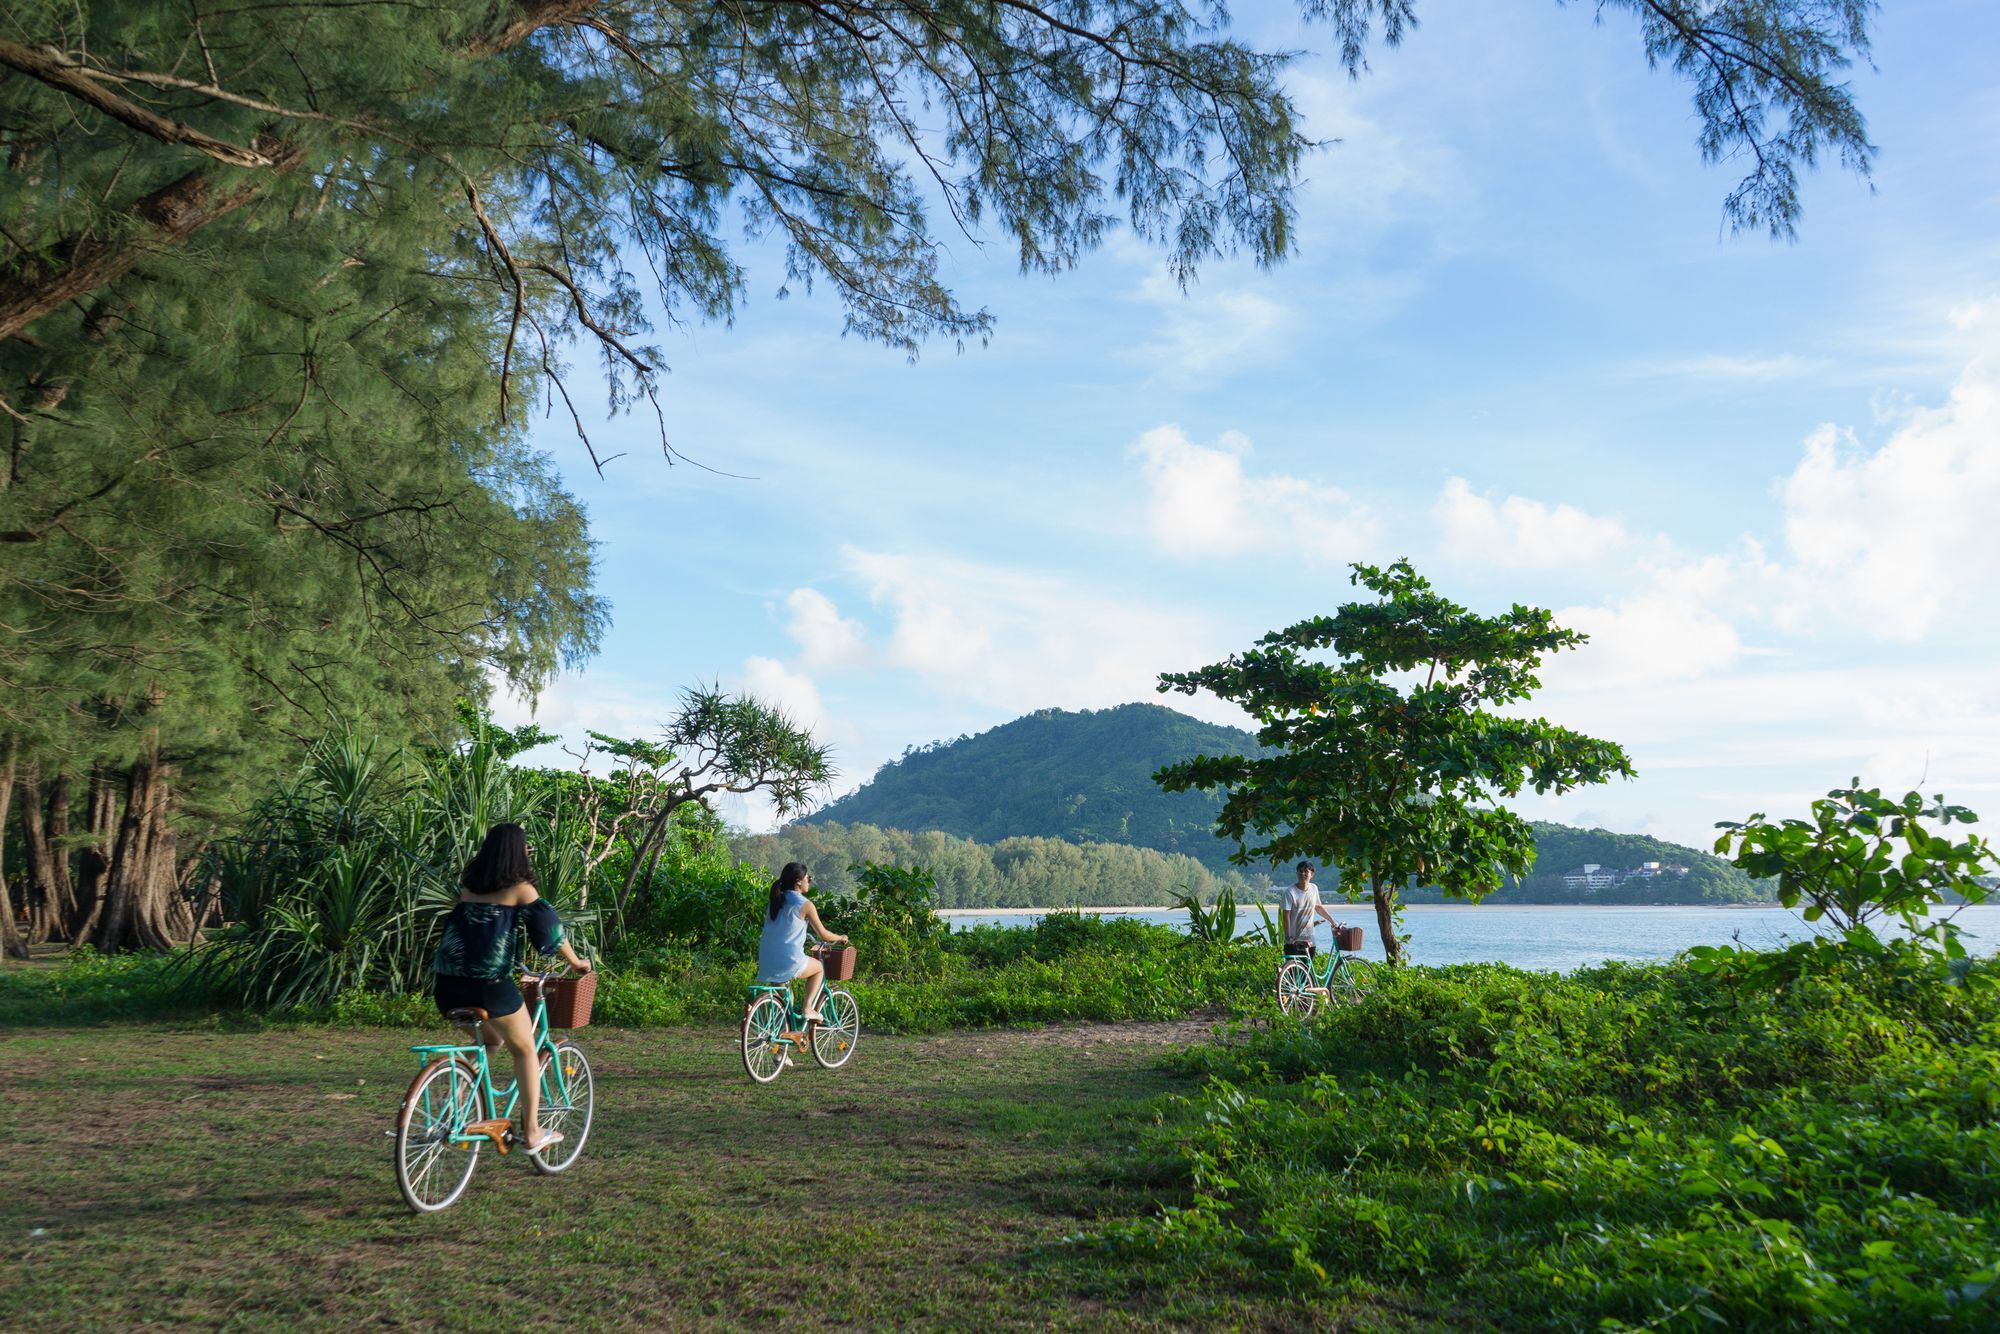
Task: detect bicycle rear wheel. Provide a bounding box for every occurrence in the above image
[1276,959,1319,1018]
[530,1041,594,1175]
[394,1057,482,1213]
[1333,956,1378,1002]
[811,986,860,1069]
[742,994,789,1083]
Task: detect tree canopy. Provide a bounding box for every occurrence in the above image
[4,1,1878,439]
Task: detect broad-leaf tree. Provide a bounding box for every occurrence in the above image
[1156,560,1634,964]
[1715,782,1996,953]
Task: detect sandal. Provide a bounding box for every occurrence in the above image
[523,1131,565,1156]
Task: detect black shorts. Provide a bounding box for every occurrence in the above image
[433,973,524,1020]
[1283,941,1317,958]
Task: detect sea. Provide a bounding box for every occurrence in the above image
[933,903,2000,973]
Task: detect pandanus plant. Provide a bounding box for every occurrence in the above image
[185,729,595,1011]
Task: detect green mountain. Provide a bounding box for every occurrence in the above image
[802,703,1264,874]
[800,703,1767,904]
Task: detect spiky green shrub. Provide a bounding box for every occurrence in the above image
[184,730,594,1010]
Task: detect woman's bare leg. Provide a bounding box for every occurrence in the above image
[797,956,826,1022]
[490,1006,547,1148]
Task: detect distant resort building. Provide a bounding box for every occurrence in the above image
[1562,860,1690,893]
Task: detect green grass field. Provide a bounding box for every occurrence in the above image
[0,1018,1362,1330]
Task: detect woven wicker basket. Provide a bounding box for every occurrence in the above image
[814,945,856,981]
[531,972,596,1028]
[1333,925,1365,953]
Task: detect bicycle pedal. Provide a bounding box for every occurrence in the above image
[463,1117,514,1154]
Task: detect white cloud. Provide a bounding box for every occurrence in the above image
[1619,352,1825,383]
[1129,425,1378,564]
[841,545,1239,720]
[781,587,868,670]
[1544,556,1746,691]
[736,655,826,730]
[1772,326,2000,639]
[486,670,681,769]
[1126,266,1295,382]
[1433,476,1631,569]
[1286,67,1468,238]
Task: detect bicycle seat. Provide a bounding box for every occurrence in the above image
[445,1007,489,1024]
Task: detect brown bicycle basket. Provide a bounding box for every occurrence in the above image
[1333,925,1365,953]
[528,971,596,1028]
[813,944,857,981]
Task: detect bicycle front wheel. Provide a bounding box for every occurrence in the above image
[811,986,860,1069]
[394,1057,482,1214]
[742,994,789,1084]
[531,1041,594,1175]
[1276,960,1319,1018]
[1333,956,1378,1003]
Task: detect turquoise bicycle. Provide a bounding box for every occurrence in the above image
[741,961,860,1084]
[1276,926,1377,1017]
[392,967,596,1213]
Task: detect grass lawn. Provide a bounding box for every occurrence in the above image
[0,1017,1361,1329]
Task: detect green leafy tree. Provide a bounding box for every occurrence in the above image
[0,184,606,949]
[1156,561,1634,964]
[1714,781,1996,960]
[567,686,834,945]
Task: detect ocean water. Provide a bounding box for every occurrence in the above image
[934,904,2000,973]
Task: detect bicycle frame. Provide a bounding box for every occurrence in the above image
[407,975,577,1144]
[745,981,813,1048]
[1282,946,1354,989]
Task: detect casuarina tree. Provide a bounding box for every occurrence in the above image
[1156,560,1634,964]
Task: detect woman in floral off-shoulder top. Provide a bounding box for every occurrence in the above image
[431,822,591,1155]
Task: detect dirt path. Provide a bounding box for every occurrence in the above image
[0,1018,1307,1329]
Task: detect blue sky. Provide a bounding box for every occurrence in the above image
[495,0,2000,850]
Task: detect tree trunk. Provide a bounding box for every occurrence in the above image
[1370,871,1402,967]
[611,804,676,942]
[85,757,187,953]
[20,768,74,944]
[0,746,26,959]
[70,767,119,941]
[41,770,73,938]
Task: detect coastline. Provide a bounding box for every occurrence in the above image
[936,902,1780,916]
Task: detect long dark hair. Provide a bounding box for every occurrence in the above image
[768,862,809,920]
[462,823,535,895]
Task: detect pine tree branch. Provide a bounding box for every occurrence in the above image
[0,40,284,169]
[0,0,588,347]
[467,0,604,58]
[0,143,302,344]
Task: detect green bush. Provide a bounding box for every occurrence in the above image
[185,728,597,1011]
[1098,959,2000,1328]
[0,948,195,1025]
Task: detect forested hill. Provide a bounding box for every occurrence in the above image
[800,703,1767,904]
[803,703,1262,874]
[731,823,1250,909]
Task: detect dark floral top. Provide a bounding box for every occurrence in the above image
[431,899,565,980]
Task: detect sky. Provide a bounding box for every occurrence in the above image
[493,0,2000,850]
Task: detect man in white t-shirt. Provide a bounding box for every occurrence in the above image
[1280,861,1341,954]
